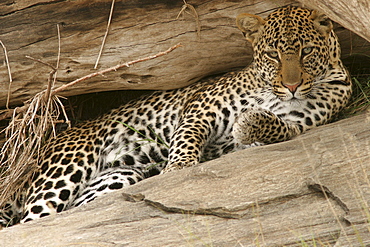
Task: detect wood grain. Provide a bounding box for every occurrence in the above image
[298,0,370,42]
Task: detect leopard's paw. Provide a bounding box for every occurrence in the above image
[232,108,276,144]
[160,161,198,174]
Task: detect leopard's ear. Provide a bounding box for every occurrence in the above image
[236,13,265,43]
[310,10,333,37]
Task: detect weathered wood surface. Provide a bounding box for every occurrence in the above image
[1,111,369,246]
[0,0,369,107]
[297,0,370,42]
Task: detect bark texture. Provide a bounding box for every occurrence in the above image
[297,0,370,42]
[0,0,369,106]
[0,111,369,246]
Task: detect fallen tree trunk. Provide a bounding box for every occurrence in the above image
[1,111,369,246]
[297,0,370,42]
[0,0,369,107]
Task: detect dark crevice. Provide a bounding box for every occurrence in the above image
[141,192,309,220]
[308,183,350,214]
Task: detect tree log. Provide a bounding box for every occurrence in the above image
[0,0,369,107]
[297,0,370,42]
[1,110,369,246]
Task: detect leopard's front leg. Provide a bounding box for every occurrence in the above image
[161,114,214,173]
[232,108,303,145]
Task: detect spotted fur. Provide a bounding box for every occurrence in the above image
[0,6,351,227]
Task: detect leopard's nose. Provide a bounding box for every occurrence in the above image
[284,83,300,93]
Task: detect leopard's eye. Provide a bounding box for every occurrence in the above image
[302,47,314,56]
[265,50,279,59]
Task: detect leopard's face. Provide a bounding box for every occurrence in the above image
[237,7,342,101]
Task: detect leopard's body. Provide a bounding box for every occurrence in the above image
[0,6,352,227]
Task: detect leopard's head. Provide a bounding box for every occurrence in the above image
[236,6,346,101]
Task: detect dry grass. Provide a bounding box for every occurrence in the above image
[0,94,68,205]
[334,75,370,123]
[0,24,64,205]
[345,77,370,115]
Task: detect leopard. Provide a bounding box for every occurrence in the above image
[0,6,352,227]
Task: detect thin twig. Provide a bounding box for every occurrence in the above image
[94,0,115,69]
[25,56,57,103]
[52,43,182,95]
[0,40,13,109]
[44,68,57,103]
[25,56,56,71]
[0,105,30,121]
[54,23,61,83]
[44,24,61,103]
[177,0,201,40]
